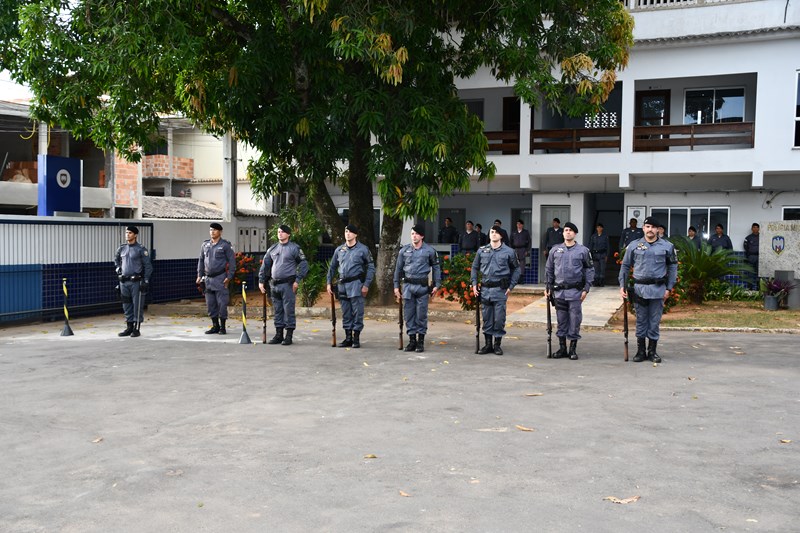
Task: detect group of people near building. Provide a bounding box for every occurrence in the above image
[113,216,680,366]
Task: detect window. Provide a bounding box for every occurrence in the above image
[784,207,800,221]
[463,99,484,122]
[649,207,730,240]
[795,72,800,147]
[684,88,744,125]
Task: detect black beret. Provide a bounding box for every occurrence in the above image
[278,224,292,235]
[126,226,139,234]
[411,224,425,236]
[642,217,660,228]
[564,222,578,234]
[345,224,359,234]
[490,224,502,234]
[209,222,223,230]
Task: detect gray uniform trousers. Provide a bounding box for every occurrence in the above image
[204,273,230,319]
[481,286,508,337]
[403,284,431,335]
[555,298,583,340]
[635,298,665,340]
[271,281,297,329]
[340,296,365,332]
[592,254,607,284]
[120,281,144,323]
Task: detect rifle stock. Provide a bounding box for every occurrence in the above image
[398,294,404,350]
[330,291,337,347]
[474,288,481,354]
[623,296,629,362]
[262,291,267,344]
[546,292,553,358]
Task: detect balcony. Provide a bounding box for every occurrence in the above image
[623,0,750,10]
[633,122,755,151]
[530,128,621,154]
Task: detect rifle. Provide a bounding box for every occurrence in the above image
[262,291,268,344]
[623,295,629,362]
[330,291,337,347]
[474,287,481,354]
[546,291,553,358]
[398,293,404,350]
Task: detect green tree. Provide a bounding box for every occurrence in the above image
[671,236,753,304]
[2,0,633,303]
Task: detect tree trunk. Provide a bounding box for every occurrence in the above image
[374,212,404,305]
[309,181,345,247]
[348,133,376,256]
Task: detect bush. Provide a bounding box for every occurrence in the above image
[230,252,259,298]
[670,236,753,304]
[298,261,328,307]
[438,253,477,311]
[277,204,323,261]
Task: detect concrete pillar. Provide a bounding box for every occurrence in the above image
[222,132,237,222]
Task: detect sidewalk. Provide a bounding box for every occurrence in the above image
[508,285,621,328]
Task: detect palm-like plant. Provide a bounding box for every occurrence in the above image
[670,236,754,304]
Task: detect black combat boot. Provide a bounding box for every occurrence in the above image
[415,334,425,353]
[352,331,361,349]
[268,327,284,344]
[130,324,141,338]
[338,330,353,347]
[118,322,134,337]
[205,318,220,334]
[633,337,647,362]
[477,334,494,354]
[493,337,503,356]
[404,334,417,352]
[282,329,294,346]
[568,340,578,360]
[218,318,227,335]
[647,339,662,363]
[552,337,568,358]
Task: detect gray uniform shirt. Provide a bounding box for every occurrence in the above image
[470,243,521,297]
[545,243,594,300]
[198,238,235,291]
[393,242,442,296]
[114,242,153,281]
[588,233,610,256]
[619,237,678,300]
[327,241,376,298]
[258,241,309,283]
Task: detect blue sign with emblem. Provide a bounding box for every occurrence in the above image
[37,155,82,216]
[771,235,785,255]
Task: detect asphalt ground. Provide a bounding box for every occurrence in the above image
[1,313,798,532]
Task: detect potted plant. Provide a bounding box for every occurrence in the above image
[759,277,796,311]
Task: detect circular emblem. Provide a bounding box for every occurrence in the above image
[56,169,72,188]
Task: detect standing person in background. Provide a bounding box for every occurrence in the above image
[459,220,480,254]
[197,222,235,335]
[588,223,610,287]
[687,226,702,250]
[743,222,760,287]
[619,216,678,363]
[545,222,594,360]
[258,224,309,346]
[475,224,489,246]
[471,226,521,356]
[656,223,666,239]
[394,225,442,353]
[493,219,510,246]
[438,217,459,245]
[509,219,532,280]
[541,217,564,260]
[114,226,153,337]
[708,223,733,251]
[620,218,644,250]
[326,225,376,349]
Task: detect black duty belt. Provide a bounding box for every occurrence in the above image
[119,275,142,282]
[340,273,366,283]
[205,270,226,278]
[272,276,297,285]
[554,281,584,290]
[403,277,429,286]
[482,279,509,289]
[633,277,667,285]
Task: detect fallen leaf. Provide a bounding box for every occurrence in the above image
[527,363,534,368]
[443,360,449,364]
[91,437,103,444]
[364,454,378,459]
[468,478,480,484]
[198,502,204,508]
[692,396,698,400]
[604,495,640,504]
[166,469,183,476]
[687,377,696,381]
[746,519,758,523]
[780,439,792,444]
[476,427,508,432]
[363,362,369,366]
[439,341,447,345]
[524,392,544,397]
[431,368,436,372]
[311,329,319,332]
[398,490,410,497]
[515,424,535,432]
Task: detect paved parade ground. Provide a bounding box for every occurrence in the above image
[1,313,798,532]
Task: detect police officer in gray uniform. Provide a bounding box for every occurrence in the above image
[545,222,594,360]
[471,225,521,355]
[588,222,609,286]
[619,216,678,363]
[326,225,376,348]
[114,225,153,337]
[393,224,442,353]
[259,224,309,346]
[197,222,235,335]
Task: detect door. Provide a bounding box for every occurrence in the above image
[433,208,466,246]
[511,208,533,268]
[539,205,571,282]
[635,90,670,152]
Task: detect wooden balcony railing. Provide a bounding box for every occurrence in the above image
[633,122,754,151]
[530,128,621,153]
[485,130,520,154]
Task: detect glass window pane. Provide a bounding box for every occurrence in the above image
[651,208,669,225]
[784,207,800,221]
[691,208,710,240]
[796,72,800,118]
[685,90,714,124]
[795,121,800,148]
[709,208,729,236]
[669,208,688,238]
[716,88,744,123]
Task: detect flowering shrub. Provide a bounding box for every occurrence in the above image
[438,253,478,311]
[230,252,259,297]
[759,277,796,303]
